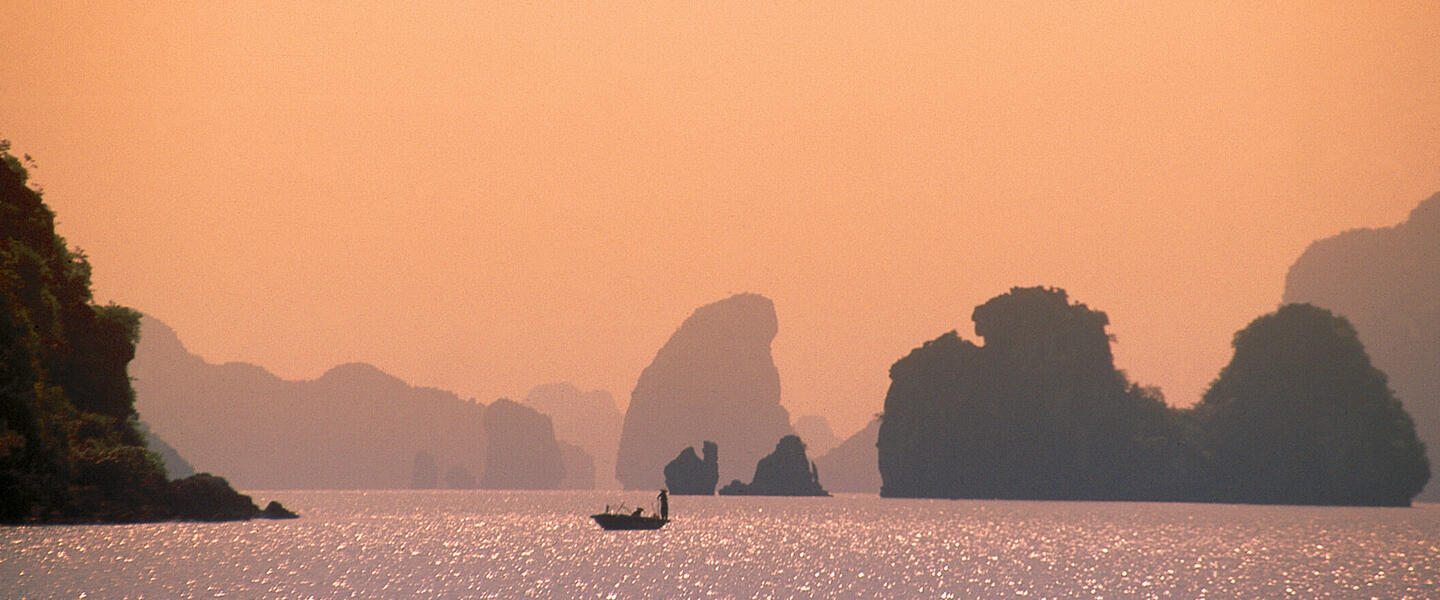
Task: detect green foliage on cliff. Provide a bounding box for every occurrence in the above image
[0,140,263,522]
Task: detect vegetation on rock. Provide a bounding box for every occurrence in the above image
[1,141,275,522]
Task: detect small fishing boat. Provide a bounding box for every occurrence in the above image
[592,490,670,530]
[590,511,669,530]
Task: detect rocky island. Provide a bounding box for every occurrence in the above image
[719,435,828,496]
[664,441,719,495]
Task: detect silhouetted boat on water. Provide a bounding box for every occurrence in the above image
[592,490,670,530]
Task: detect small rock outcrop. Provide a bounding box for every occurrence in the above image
[259,501,299,519]
[664,441,720,495]
[718,435,828,496]
[165,474,266,521]
[616,294,794,489]
[480,399,565,489]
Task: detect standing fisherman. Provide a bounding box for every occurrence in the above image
[658,489,669,520]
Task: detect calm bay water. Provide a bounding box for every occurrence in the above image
[4,490,1438,599]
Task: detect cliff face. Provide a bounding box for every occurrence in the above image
[522,383,621,489]
[480,399,565,490]
[1283,192,1440,499]
[615,294,793,489]
[719,435,828,496]
[132,316,488,489]
[815,418,881,494]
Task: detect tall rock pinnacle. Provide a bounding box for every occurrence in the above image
[615,294,793,489]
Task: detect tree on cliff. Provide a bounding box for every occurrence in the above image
[1194,304,1429,506]
[877,287,1182,500]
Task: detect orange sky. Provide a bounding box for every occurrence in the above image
[4,2,1438,437]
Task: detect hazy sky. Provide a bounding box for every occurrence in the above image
[4,2,1437,436]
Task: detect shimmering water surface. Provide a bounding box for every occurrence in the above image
[4,491,1439,599]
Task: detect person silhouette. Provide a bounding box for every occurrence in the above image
[658,489,669,520]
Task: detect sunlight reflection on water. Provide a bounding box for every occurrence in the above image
[3,491,1439,599]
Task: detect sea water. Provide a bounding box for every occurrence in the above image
[3,490,1438,599]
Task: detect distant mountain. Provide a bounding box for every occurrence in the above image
[1284,192,1440,500]
[480,399,565,490]
[816,418,880,494]
[557,442,596,490]
[793,415,840,457]
[131,316,487,489]
[616,294,794,489]
[522,383,622,489]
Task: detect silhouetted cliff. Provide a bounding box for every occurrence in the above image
[719,435,828,496]
[1193,304,1429,506]
[816,418,881,494]
[616,294,793,489]
[0,142,262,523]
[664,441,719,495]
[522,382,622,489]
[131,317,488,489]
[481,399,565,489]
[1284,192,1440,499]
[878,287,1182,501]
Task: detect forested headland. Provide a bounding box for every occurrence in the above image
[1,142,277,523]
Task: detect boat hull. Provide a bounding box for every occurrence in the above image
[591,513,669,530]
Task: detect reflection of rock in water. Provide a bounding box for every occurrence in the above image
[665,441,719,495]
[1284,192,1440,499]
[616,294,793,489]
[719,435,829,496]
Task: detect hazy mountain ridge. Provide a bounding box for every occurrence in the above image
[133,316,489,490]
